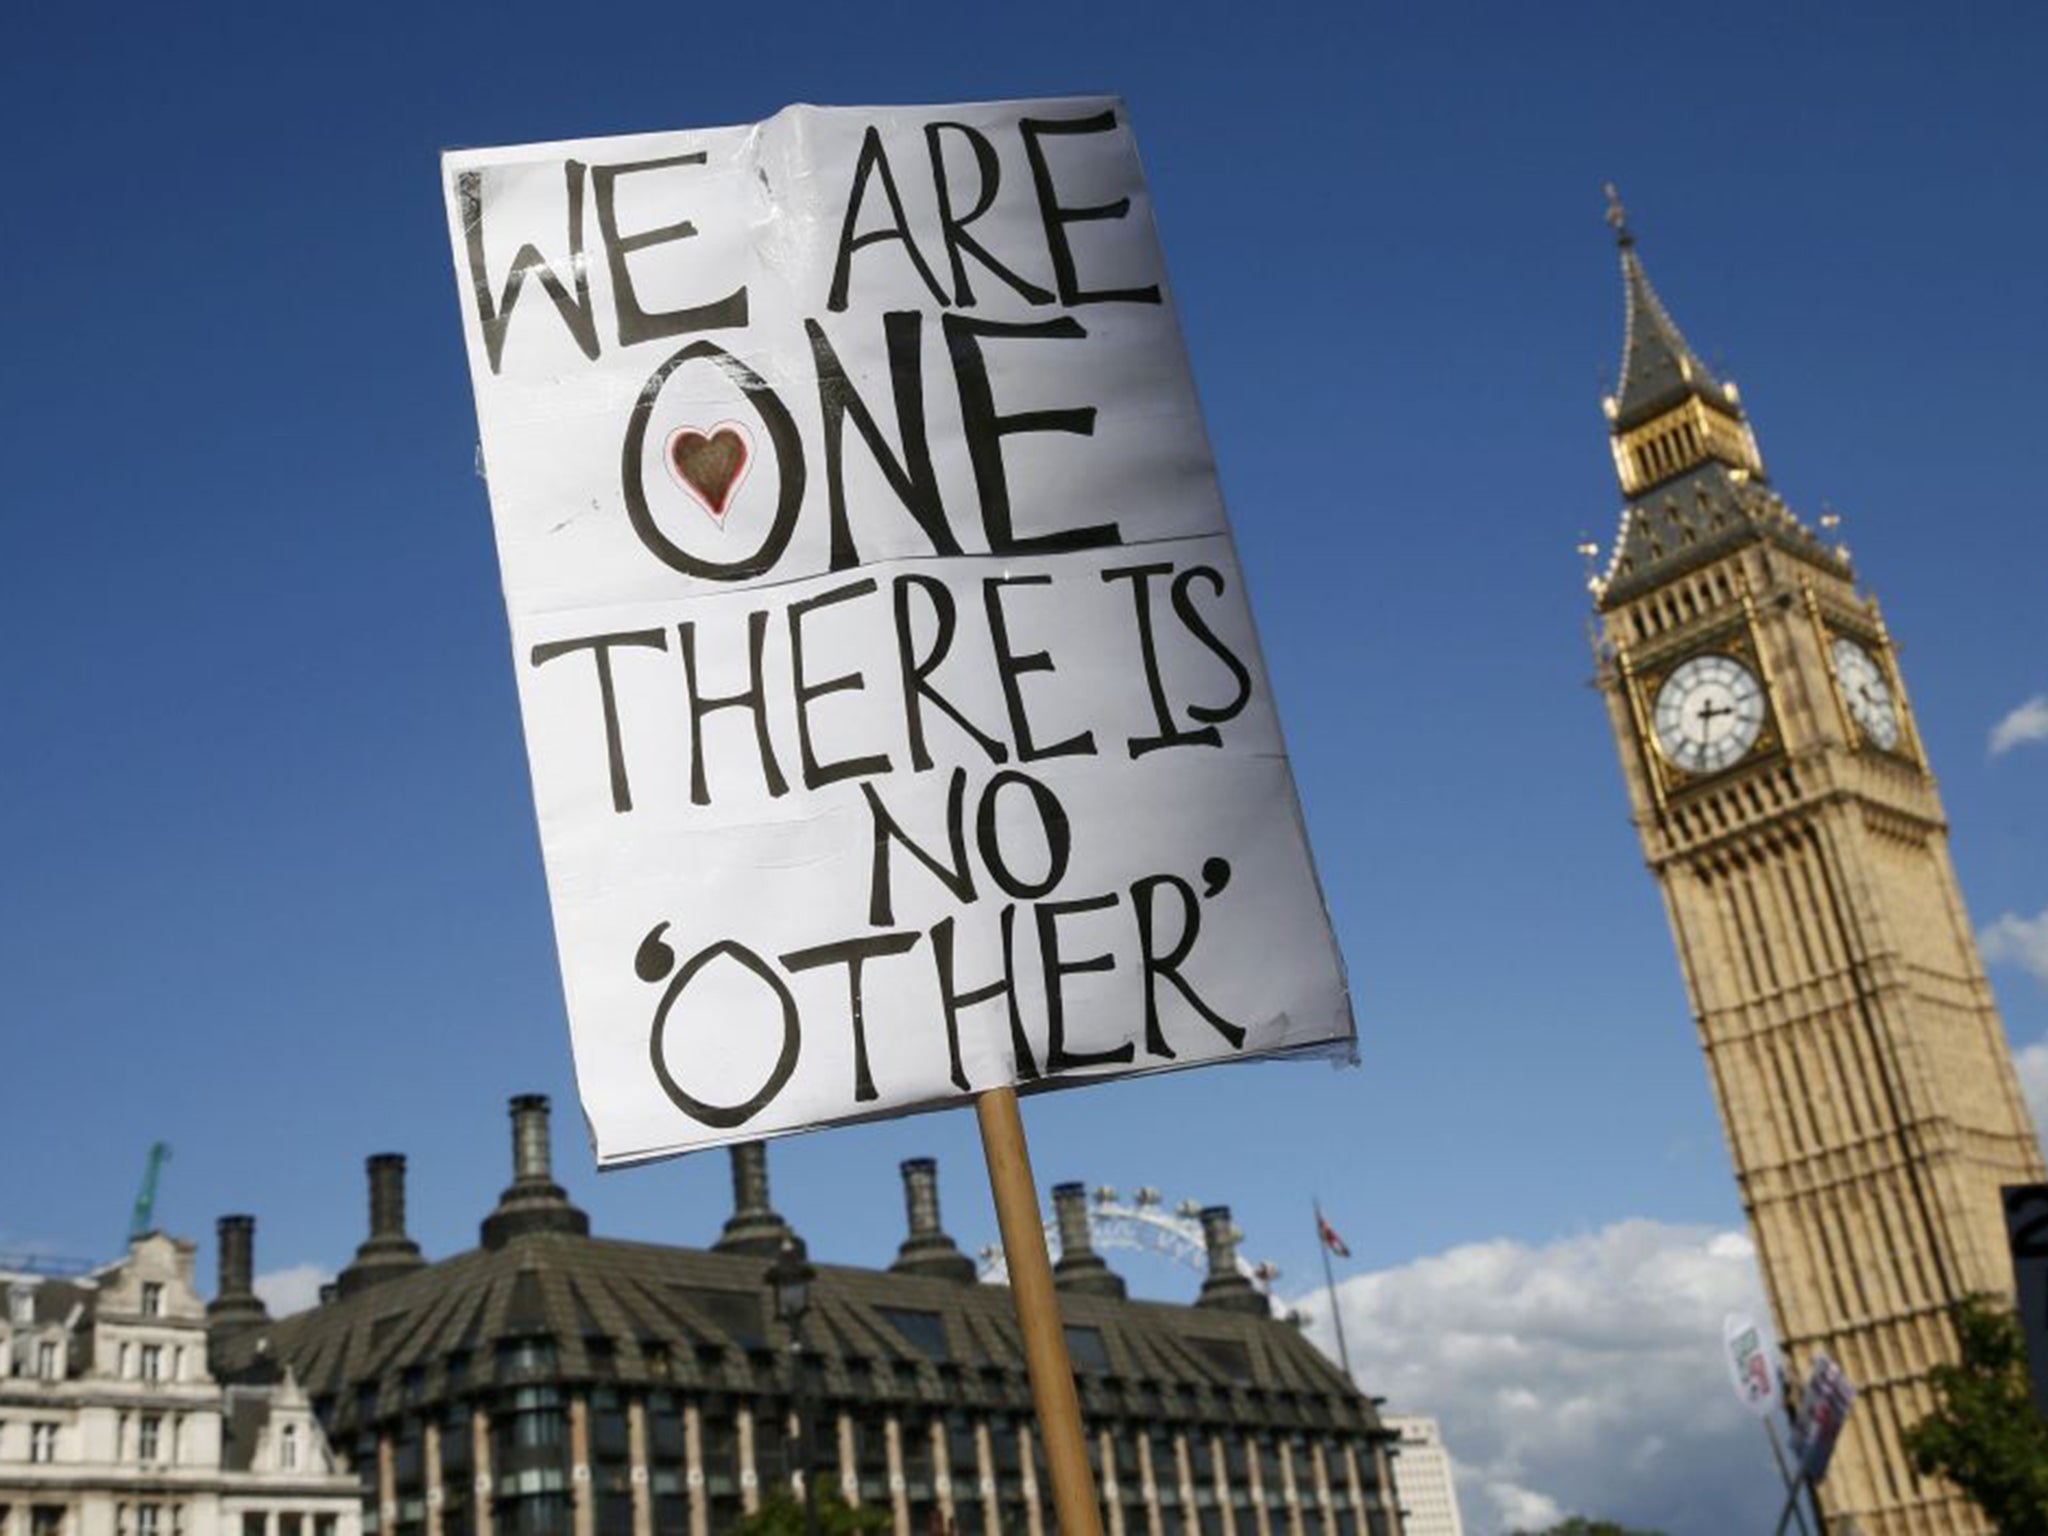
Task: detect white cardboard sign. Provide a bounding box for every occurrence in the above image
[1722,1312,1782,1419]
[441,98,1354,1165]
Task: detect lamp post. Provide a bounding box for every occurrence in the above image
[769,1236,820,1536]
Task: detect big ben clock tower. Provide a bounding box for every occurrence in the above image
[1587,193,2045,1536]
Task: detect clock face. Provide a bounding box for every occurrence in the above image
[1830,636,1901,750]
[1652,654,1766,775]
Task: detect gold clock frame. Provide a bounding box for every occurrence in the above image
[1618,604,1785,807]
[1802,583,1923,767]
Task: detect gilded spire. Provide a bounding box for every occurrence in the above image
[1605,189,1737,433]
[1588,192,1817,608]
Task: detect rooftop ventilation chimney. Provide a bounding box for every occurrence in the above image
[1051,1182,1126,1299]
[713,1142,793,1257]
[481,1095,591,1250]
[889,1158,976,1284]
[1195,1204,1266,1314]
[336,1155,427,1298]
[206,1214,270,1335]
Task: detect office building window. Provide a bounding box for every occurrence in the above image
[137,1508,161,1536]
[31,1423,59,1463]
[141,1346,162,1383]
[244,1513,267,1536]
[32,1507,64,1536]
[140,1417,162,1461]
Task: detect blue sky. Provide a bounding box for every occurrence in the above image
[3,4,2044,1531]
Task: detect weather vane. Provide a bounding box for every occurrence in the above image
[1604,182,1632,246]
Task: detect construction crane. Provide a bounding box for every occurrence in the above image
[128,1142,171,1244]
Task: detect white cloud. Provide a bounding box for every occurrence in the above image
[1292,1220,1779,1536]
[2012,1035,2048,1154]
[1489,1483,1563,1532]
[1982,909,2048,988]
[1990,695,2048,756]
[254,1263,332,1317]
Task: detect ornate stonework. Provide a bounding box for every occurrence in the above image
[1589,202,2044,1535]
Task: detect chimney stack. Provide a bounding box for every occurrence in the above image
[336,1156,427,1298]
[206,1214,270,1335]
[512,1093,555,1183]
[889,1159,976,1284]
[714,1142,793,1257]
[369,1154,408,1239]
[1195,1205,1266,1314]
[1051,1183,1125,1299]
[481,1095,590,1250]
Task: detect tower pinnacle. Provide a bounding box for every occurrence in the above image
[1607,206,1737,434]
[1588,195,1840,607]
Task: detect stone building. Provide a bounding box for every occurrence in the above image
[0,1229,359,1536]
[1585,194,2045,1533]
[218,1095,1402,1536]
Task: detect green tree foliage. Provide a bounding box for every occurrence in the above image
[733,1480,891,1536]
[1902,1294,2048,1535]
[1509,1520,1665,1535]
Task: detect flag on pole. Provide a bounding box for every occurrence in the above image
[1316,1205,1352,1259]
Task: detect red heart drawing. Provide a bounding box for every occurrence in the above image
[664,422,753,524]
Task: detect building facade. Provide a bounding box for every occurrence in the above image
[219,1096,1404,1536]
[1586,197,2046,1534]
[0,1231,359,1536]
[1378,1420,1459,1536]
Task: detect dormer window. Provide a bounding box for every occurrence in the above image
[37,1340,59,1380]
[8,1287,31,1326]
[281,1423,299,1470]
[140,1283,163,1319]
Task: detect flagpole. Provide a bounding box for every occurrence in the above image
[1316,1199,1356,1385]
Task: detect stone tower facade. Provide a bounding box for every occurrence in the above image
[1586,197,2044,1535]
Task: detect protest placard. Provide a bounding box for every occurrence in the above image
[1724,1313,1783,1419]
[1793,1352,1856,1483]
[441,98,1355,1167]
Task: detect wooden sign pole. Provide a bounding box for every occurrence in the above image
[976,1086,1105,1536]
